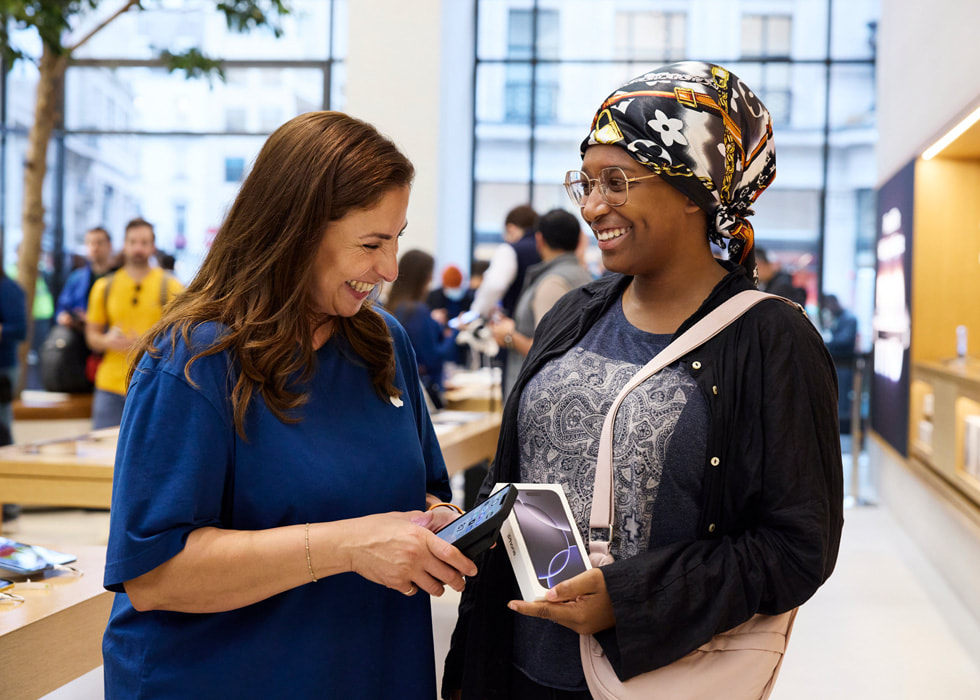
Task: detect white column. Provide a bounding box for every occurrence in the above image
[345,0,474,273]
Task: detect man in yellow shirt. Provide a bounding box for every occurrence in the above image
[86,218,184,428]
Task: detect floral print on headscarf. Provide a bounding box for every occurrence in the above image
[581,61,776,265]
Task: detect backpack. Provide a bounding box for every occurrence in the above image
[40,324,94,393]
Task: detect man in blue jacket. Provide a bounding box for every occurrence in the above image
[0,269,27,522]
[55,226,114,328]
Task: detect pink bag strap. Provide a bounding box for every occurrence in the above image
[589,290,795,539]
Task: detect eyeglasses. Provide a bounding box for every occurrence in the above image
[132,283,141,306]
[564,166,660,208]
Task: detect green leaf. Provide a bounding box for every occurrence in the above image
[161,47,225,86]
[216,0,290,38]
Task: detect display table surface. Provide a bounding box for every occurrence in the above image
[0,412,501,532]
[13,390,93,420]
[0,544,111,700]
[443,367,503,412]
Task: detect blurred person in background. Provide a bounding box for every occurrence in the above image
[55,226,114,329]
[427,264,475,323]
[755,247,805,306]
[470,204,540,319]
[387,249,459,408]
[821,293,859,430]
[427,263,475,368]
[0,265,27,521]
[85,218,184,429]
[489,209,593,398]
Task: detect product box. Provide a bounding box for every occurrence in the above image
[492,482,591,601]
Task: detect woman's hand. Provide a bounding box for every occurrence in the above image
[345,511,476,598]
[411,506,462,534]
[507,568,616,635]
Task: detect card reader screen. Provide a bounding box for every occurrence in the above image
[437,488,510,544]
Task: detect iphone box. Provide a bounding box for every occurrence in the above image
[492,482,591,601]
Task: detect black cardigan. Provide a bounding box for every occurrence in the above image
[442,263,844,698]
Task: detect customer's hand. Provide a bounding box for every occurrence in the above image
[345,511,477,598]
[507,568,616,635]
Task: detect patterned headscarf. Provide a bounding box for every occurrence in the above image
[581,61,776,266]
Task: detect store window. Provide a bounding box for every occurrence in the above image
[742,14,792,58]
[0,0,346,294]
[504,9,559,124]
[615,11,686,61]
[741,14,793,125]
[473,0,879,333]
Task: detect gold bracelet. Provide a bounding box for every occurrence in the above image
[305,523,318,583]
[426,502,463,515]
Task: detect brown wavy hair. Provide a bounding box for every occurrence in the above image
[132,111,415,438]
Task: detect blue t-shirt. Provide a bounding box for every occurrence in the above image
[103,313,450,699]
[512,297,708,691]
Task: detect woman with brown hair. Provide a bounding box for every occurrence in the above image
[386,249,460,407]
[102,112,475,699]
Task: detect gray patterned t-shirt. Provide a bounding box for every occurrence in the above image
[512,297,709,690]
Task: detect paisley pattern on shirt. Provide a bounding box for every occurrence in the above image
[517,345,699,559]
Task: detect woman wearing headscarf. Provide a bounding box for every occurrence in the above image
[442,62,843,699]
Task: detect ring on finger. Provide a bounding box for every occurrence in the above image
[403,584,418,596]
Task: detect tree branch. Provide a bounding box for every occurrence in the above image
[66,0,143,54]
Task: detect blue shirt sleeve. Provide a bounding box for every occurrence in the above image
[54,267,92,318]
[0,277,28,343]
[104,338,235,591]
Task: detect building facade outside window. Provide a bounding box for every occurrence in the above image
[0,0,346,294]
[473,0,879,348]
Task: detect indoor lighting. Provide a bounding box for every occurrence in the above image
[922,103,980,160]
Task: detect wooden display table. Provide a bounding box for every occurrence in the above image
[443,368,503,412]
[0,428,117,533]
[13,390,93,420]
[0,413,501,532]
[0,544,112,700]
[431,411,501,476]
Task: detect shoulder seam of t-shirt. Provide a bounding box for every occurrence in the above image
[132,359,234,433]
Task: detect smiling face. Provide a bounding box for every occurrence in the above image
[312,185,410,318]
[579,145,704,278]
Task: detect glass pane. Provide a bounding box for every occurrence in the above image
[64,66,325,133]
[332,0,349,59]
[71,0,335,61]
[732,61,825,132]
[831,0,879,60]
[477,0,534,60]
[751,187,822,308]
[829,63,875,130]
[330,62,347,111]
[786,0,828,61]
[472,182,533,257]
[615,10,688,62]
[5,59,40,131]
[61,133,268,282]
[2,130,61,304]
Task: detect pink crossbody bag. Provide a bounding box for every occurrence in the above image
[581,290,798,700]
